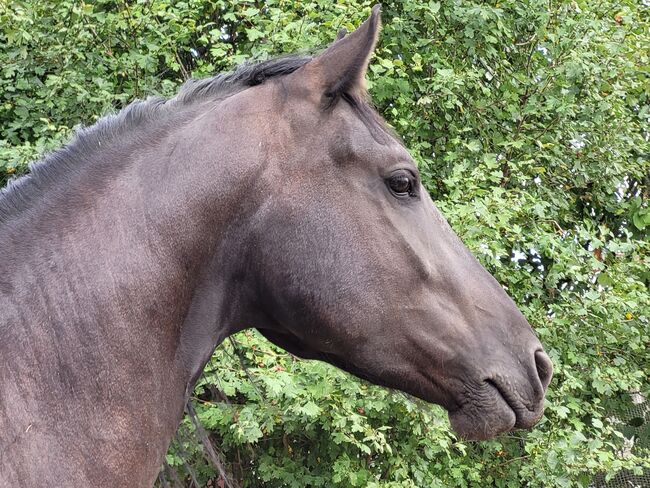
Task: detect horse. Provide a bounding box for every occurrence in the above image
[0,6,552,487]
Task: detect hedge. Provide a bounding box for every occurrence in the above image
[1,1,648,486]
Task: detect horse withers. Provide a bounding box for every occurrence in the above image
[0,6,552,487]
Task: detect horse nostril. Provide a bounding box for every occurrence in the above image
[534,350,553,390]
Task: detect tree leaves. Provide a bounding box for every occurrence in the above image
[1,0,648,486]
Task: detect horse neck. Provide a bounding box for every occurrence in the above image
[0,98,267,486]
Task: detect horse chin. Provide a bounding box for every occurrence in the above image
[448,396,517,441]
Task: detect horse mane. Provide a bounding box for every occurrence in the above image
[0,55,312,224]
[177,55,311,103]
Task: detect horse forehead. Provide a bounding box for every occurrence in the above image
[377,138,412,161]
[255,82,410,166]
[314,111,408,165]
[339,125,412,166]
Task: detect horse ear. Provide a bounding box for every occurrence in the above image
[303,5,381,101]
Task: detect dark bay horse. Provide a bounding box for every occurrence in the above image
[0,6,552,487]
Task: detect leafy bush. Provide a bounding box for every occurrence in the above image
[1,1,648,486]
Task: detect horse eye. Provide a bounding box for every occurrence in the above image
[387,173,412,195]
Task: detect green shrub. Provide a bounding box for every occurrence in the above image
[2,1,648,486]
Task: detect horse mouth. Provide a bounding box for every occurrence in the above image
[485,379,519,414]
[448,380,531,440]
[490,378,546,430]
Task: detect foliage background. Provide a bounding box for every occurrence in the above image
[1,0,648,486]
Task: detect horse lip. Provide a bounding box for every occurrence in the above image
[485,379,516,411]
[484,378,538,427]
